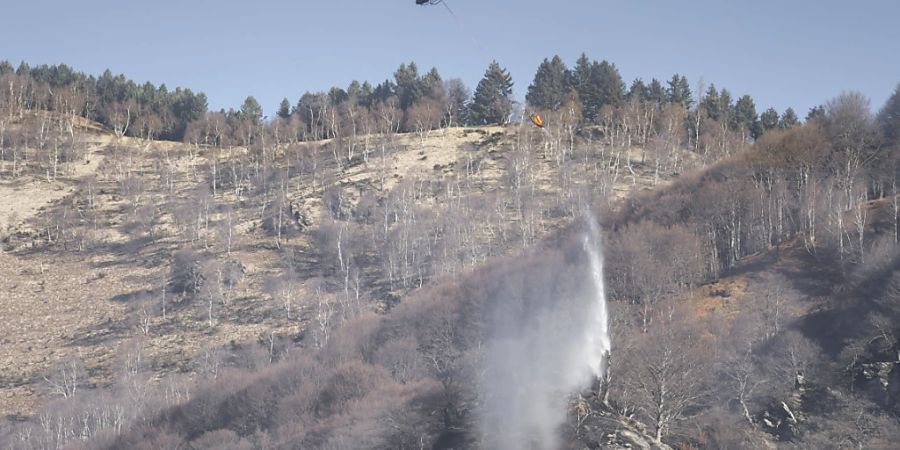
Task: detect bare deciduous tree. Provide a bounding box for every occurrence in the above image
[43,357,85,399]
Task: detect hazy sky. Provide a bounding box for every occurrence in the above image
[3,0,898,117]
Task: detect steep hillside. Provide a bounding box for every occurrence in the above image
[0,113,678,420]
[4,100,898,449]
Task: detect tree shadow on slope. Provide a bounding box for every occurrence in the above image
[63,316,131,348]
[88,234,167,270]
[716,240,855,359]
[797,242,900,359]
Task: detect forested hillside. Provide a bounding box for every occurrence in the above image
[1,56,899,449]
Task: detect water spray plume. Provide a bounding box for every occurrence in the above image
[479,210,612,449]
[584,213,611,380]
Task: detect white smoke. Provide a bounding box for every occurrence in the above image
[479,213,611,449]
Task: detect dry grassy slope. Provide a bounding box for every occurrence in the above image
[0,123,120,416]
[0,115,107,233]
[0,119,675,418]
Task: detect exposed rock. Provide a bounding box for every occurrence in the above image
[288,200,312,230]
[760,373,807,441]
[569,392,672,450]
[856,357,900,412]
[860,361,895,388]
[781,401,798,424]
[889,362,900,414]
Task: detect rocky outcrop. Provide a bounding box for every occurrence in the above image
[859,358,900,413]
[760,400,803,441]
[889,361,900,414]
[288,200,312,230]
[569,393,672,450]
[760,371,806,441]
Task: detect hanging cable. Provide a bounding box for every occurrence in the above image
[416,0,483,50]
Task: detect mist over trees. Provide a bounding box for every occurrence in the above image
[2,51,900,449]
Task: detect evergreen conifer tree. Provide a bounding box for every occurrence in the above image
[647,78,666,107]
[627,78,648,102]
[877,84,900,145]
[732,95,759,139]
[277,98,291,119]
[394,62,423,110]
[759,107,780,134]
[779,107,799,129]
[328,87,349,106]
[594,60,625,109]
[469,61,514,125]
[572,54,596,119]
[526,55,571,110]
[806,105,826,123]
[571,54,625,120]
[666,74,693,109]
[701,84,721,121]
[718,89,734,125]
[422,67,444,99]
[347,80,363,100]
[240,96,263,125]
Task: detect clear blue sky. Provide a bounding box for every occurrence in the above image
[2,0,898,117]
